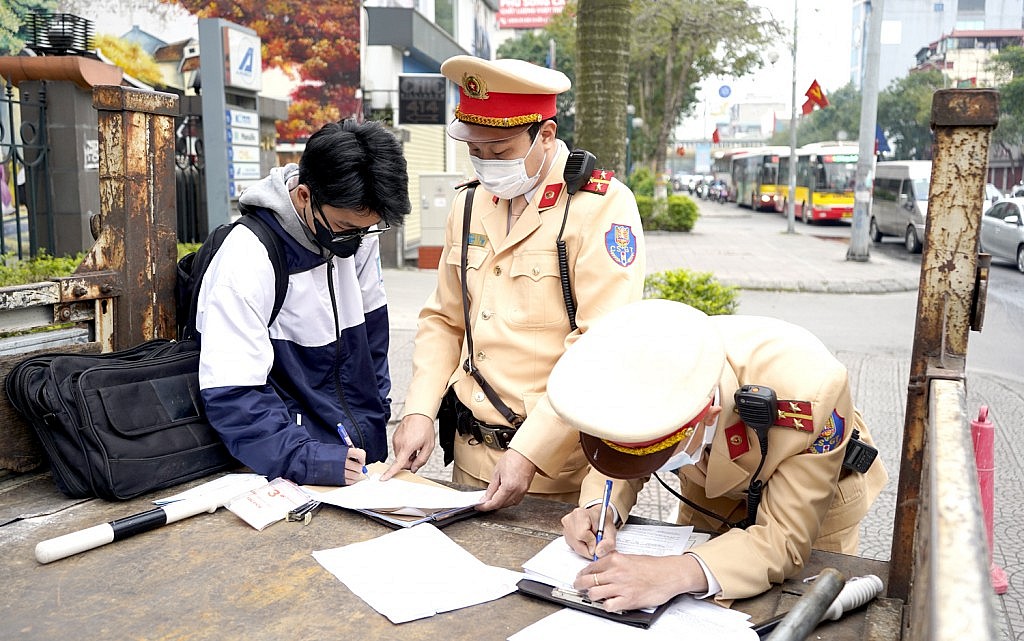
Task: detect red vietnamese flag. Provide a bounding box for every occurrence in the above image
[712,128,721,143]
[805,79,829,109]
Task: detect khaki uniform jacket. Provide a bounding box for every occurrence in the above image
[404,145,646,494]
[581,314,888,599]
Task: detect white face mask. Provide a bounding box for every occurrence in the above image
[470,132,546,200]
[657,423,717,472]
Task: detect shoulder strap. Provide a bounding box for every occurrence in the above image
[459,187,524,428]
[181,215,288,340]
[236,214,288,327]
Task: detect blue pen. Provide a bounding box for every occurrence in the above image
[336,422,368,475]
[594,479,613,561]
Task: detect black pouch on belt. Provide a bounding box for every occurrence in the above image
[436,387,459,466]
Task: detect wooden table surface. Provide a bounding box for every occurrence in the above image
[0,473,902,641]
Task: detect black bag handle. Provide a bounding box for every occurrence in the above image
[459,186,524,428]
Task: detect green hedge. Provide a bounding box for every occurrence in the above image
[635,194,698,232]
[644,268,738,316]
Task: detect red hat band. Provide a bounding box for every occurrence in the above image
[455,86,557,129]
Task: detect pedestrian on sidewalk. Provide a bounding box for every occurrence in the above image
[383,55,646,509]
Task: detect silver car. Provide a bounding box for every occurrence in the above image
[980,197,1024,273]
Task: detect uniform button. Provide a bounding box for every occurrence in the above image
[494,266,502,276]
[473,392,485,403]
[532,266,540,276]
[476,351,486,361]
[481,310,493,320]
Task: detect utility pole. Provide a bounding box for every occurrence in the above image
[847,0,884,261]
[784,0,798,234]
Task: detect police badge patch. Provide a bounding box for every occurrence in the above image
[605,223,637,267]
[807,410,846,454]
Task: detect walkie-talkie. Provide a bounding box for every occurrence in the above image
[733,384,777,529]
[557,149,597,330]
[563,149,596,195]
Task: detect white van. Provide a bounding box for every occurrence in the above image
[870,160,932,253]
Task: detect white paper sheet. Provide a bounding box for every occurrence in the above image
[508,598,757,641]
[522,524,698,590]
[307,473,486,512]
[313,523,522,623]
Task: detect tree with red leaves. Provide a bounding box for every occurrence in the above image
[165,0,362,141]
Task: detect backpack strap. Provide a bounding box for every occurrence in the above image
[180,214,288,340]
[236,214,288,327]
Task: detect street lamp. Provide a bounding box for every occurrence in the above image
[626,104,643,177]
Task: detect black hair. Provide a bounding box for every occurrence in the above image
[298,119,411,226]
[527,117,558,142]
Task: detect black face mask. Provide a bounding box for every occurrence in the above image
[307,191,364,258]
[310,212,364,258]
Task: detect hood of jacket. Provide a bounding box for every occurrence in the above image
[238,163,323,255]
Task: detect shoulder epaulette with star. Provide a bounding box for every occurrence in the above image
[579,169,614,195]
[724,397,816,459]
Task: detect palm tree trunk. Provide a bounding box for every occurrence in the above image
[575,0,632,175]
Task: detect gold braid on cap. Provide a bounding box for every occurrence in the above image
[455,106,542,128]
[601,426,696,456]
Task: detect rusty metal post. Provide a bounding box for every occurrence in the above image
[82,85,179,351]
[888,89,999,603]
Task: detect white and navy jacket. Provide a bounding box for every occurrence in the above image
[196,166,391,486]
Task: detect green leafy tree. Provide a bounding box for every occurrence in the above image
[630,0,780,198]
[877,70,945,159]
[0,0,58,55]
[496,2,577,148]
[575,0,631,174]
[987,46,1024,177]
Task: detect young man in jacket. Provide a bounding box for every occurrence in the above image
[196,120,410,486]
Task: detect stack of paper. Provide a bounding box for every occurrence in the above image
[522,525,707,590]
[304,463,486,528]
[509,599,757,641]
[313,523,522,623]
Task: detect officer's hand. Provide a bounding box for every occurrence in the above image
[561,505,618,560]
[344,447,367,485]
[573,552,707,613]
[476,449,536,511]
[382,414,436,480]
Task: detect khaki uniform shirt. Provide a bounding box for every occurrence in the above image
[581,314,889,599]
[404,145,646,494]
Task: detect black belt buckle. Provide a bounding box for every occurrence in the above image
[476,422,516,450]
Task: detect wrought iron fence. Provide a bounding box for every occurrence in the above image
[1,80,53,259]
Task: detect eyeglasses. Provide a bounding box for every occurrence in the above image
[325,219,391,243]
[310,191,390,241]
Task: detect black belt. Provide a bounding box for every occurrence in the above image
[452,397,518,451]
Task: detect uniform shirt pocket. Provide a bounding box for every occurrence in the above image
[446,245,490,294]
[508,250,565,328]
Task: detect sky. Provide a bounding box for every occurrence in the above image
[677,0,854,139]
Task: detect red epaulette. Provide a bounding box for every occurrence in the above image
[579,169,614,195]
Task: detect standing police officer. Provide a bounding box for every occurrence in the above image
[384,56,646,510]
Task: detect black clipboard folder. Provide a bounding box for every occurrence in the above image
[516,578,671,628]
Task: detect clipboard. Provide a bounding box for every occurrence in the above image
[352,503,481,529]
[516,578,671,628]
[304,464,484,530]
